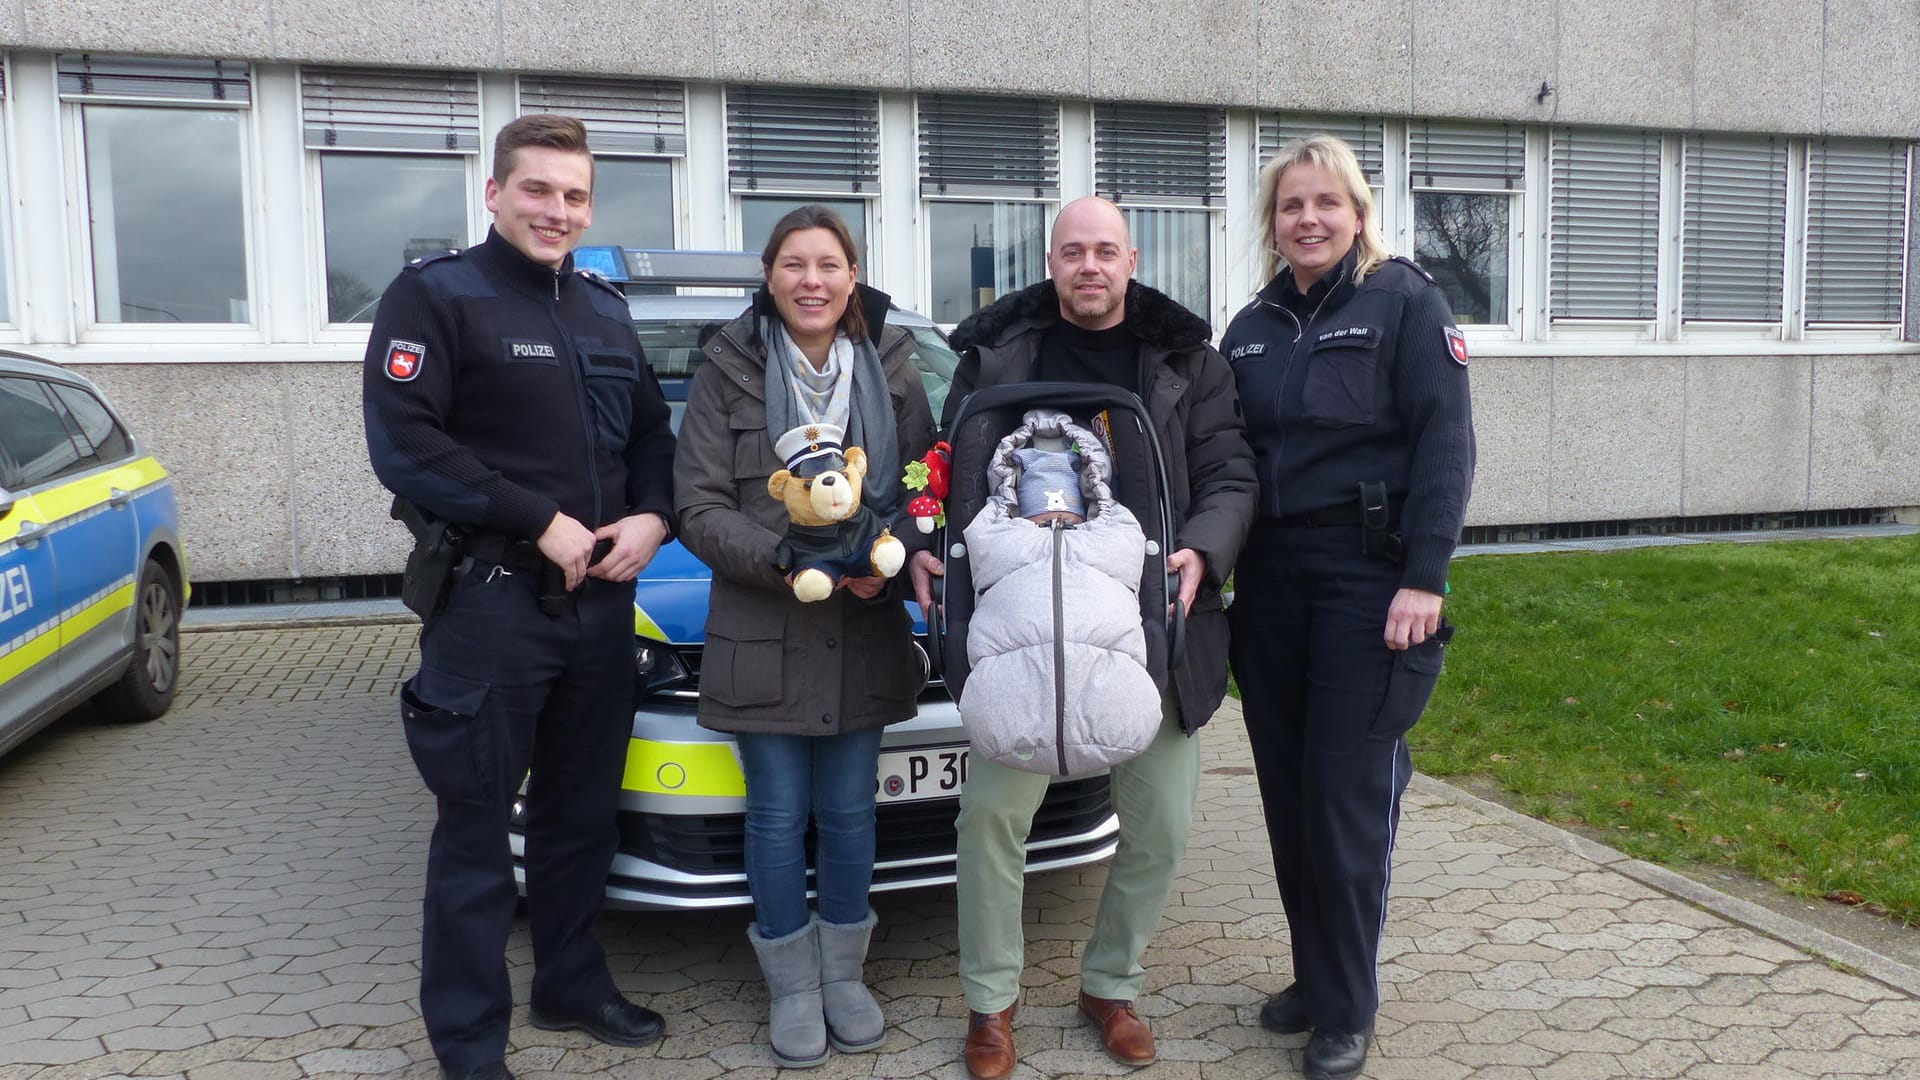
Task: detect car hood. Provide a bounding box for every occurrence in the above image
[632,538,928,645]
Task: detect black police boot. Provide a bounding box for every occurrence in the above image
[529,993,665,1048]
[1257,983,1312,1035]
[439,1065,515,1080]
[1303,1022,1373,1080]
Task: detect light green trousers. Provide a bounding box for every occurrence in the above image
[955,704,1201,1010]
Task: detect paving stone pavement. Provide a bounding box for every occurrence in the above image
[2,624,1917,1080]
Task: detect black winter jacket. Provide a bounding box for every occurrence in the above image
[1219,252,1475,594]
[946,280,1257,733]
[362,229,676,537]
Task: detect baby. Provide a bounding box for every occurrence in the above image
[1009,445,1087,526]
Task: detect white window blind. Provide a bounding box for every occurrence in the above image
[1806,138,1910,324]
[919,94,1059,199]
[1549,128,1661,320]
[1094,103,1226,208]
[1411,122,1525,190]
[726,85,880,195]
[1257,114,1384,183]
[58,55,250,106]
[519,76,686,157]
[1682,134,1787,322]
[302,68,480,153]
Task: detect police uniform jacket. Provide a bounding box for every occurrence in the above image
[1219,250,1475,595]
[362,228,676,538]
[945,280,1257,735]
[674,285,937,737]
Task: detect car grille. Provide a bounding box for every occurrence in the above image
[614,773,1112,877]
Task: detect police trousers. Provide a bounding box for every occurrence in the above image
[400,564,636,1071]
[1228,522,1447,1034]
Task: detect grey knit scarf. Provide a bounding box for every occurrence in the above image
[761,316,903,520]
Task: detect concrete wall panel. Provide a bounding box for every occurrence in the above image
[1547,356,1685,521]
[1692,0,1822,134]
[1821,0,1920,137]
[1681,356,1811,516]
[1254,0,1411,116]
[907,0,1089,99]
[269,0,497,69]
[20,0,270,57]
[1089,0,1255,106]
[1808,355,1920,509]
[78,364,296,582]
[711,0,907,89]
[1412,0,1555,123]
[285,364,405,578]
[1553,0,1691,129]
[497,0,713,82]
[1460,357,1551,526]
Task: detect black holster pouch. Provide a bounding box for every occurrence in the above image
[1357,481,1406,564]
[536,561,579,617]
[392,496,464,620]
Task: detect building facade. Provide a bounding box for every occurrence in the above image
[3,0,1917,584]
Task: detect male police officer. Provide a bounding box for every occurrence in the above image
[910,197,1255,1078]
[362,114,675,1080]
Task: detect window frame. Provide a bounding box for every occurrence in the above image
[1401,121,1529,340]
[723,85,882,274]
[0,57,19,340]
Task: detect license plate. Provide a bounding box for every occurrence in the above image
[876,744,968,803]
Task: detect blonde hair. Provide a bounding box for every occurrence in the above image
[1253,134,1392,284]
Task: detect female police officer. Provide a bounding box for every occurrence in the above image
[1220,134,1474,1080]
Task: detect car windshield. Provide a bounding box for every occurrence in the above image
[637,318,960,432]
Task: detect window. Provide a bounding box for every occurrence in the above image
[520,76,685,251]
[1259,114,1385,186]
[920,94,1059,323]
[1549,128,1661,322]
[727,86,879,255]
[1410,122,1524,327]
[48,385,132,465]
[1095,103,1225,317]
[1805,139,1910,325]
[61,55,253,325]
[0,379,82,488]
[1682,134,1788,323]
[303,67,480,323]
[0,66,11,326]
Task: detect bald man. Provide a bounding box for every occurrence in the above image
[911,198,1255,1078]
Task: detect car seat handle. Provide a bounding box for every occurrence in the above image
[1167,571,1186,669]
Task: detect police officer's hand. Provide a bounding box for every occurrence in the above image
[589,512,670,583]
[537,511,597,590]
[908,550,945,625]
[1385,587,1444,650]
[1167,548,1206,617]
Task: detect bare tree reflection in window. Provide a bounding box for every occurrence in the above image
[1413,192,1508,325]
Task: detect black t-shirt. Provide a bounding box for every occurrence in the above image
[1036,320,1142,399]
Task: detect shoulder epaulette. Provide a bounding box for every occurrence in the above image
[576,268,626,299]
[1389,255,1436,285]
[403,249,464,273]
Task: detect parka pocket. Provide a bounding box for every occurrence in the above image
[1300,332,1381,427]
[400,668,494,802]
[1368,620,1451,742]
[702,610,786,708]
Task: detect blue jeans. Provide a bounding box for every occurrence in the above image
[734,728,885,937]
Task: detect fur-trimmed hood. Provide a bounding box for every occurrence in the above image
[948,279,1211,355]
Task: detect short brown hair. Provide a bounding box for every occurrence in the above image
[493,114,592,187]
[761,205,869,343]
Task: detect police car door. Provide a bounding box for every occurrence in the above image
[0,377,66,737]
[39,383,143,681]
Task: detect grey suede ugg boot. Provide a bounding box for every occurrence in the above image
[816,910,885,1052]
[748,921,828,1068]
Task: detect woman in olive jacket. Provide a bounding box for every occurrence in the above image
[673,205,935,1068]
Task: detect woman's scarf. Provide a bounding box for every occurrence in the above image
[761,315,903,520]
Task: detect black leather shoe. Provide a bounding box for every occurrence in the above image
[439,1066,515,1080]
[529,994,665,1047]
[1258,983,1312,1034]
[1303,1023,1373,1080]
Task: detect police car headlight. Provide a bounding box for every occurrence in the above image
[634,635,692,698]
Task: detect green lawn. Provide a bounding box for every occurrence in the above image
[1406,534,1920,925]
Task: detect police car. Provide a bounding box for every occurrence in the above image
[0,351,187,758]
[507,250,1120,909]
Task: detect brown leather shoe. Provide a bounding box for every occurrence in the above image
[963,1003,1017,1080]
[1078,991,1155,1066]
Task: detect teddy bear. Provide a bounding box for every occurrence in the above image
[767,423,906,603]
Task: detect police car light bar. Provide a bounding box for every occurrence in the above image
[573,247,764,289]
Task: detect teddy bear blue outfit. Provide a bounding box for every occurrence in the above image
[958,409,1162,776]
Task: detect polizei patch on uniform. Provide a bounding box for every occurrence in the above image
[385,340,426,382]
[1443,327,1470,366]
[505,339,559,362]
[1316,326,1377,344]
[1229,343,1267,360]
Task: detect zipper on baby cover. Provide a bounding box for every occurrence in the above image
[1052,519,1068,776]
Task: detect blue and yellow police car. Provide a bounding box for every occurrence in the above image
[0,351,187,758]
